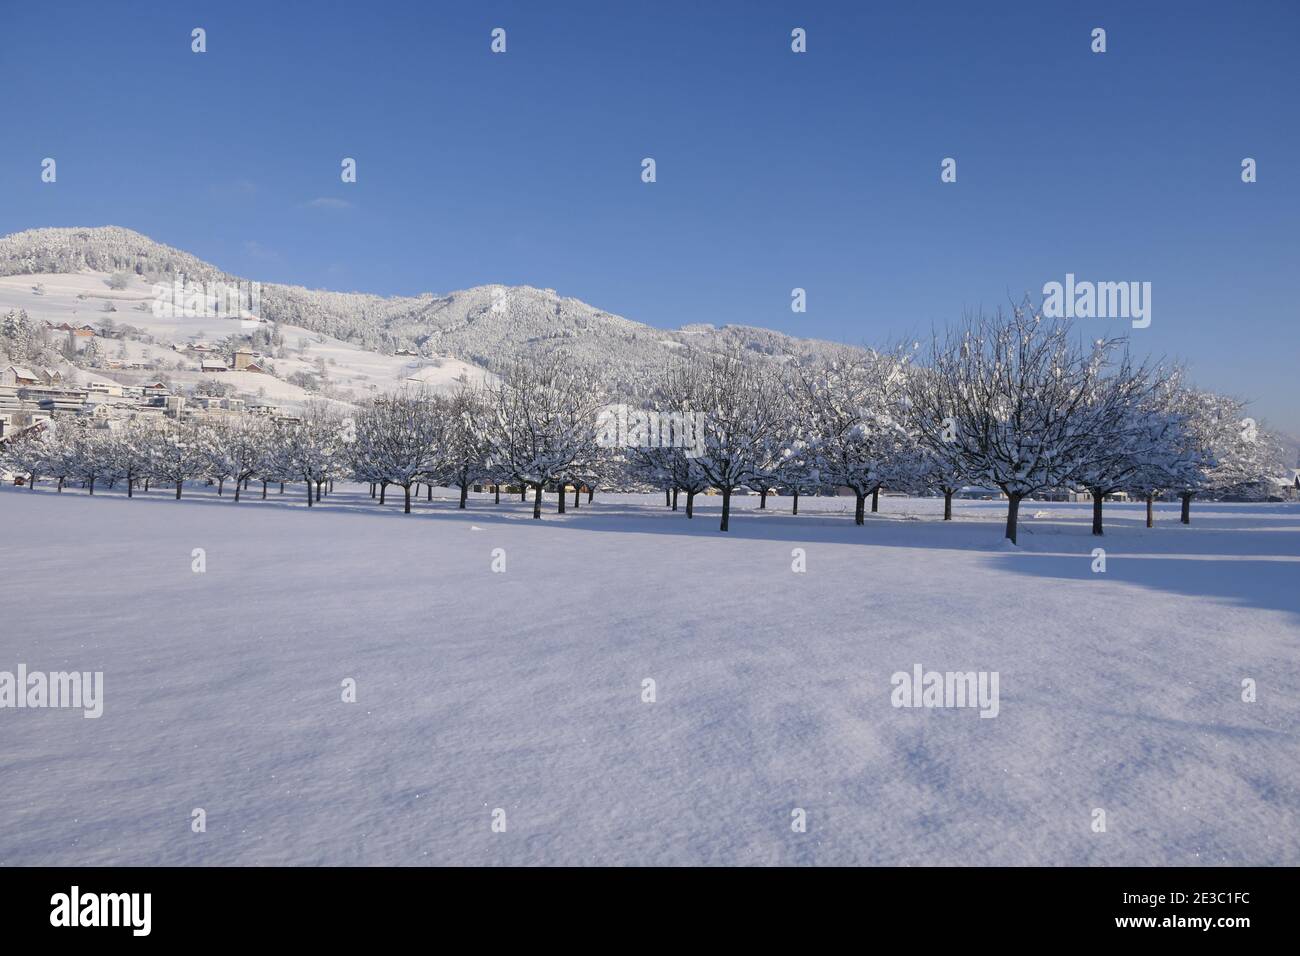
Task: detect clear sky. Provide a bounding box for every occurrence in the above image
[2,0,1297,434]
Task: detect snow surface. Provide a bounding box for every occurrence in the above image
[1,487,1297,865]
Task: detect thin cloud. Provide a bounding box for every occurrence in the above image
[242,239,280,261]
[302,197,355,210]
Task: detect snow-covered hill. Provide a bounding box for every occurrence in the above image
[0,269,492,407]
[0,226,862,400]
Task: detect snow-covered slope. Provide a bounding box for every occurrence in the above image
[0,226,862,399]
[0,270,492,406]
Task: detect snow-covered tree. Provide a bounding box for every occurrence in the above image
[107,421,158,498]
[667,352,785,532]
[0,423,51,488]
[1169,388,1288,517]
[148,422,208,499]
[439,385,492,509]
[486,354,605,519]
[1063,354,1167,535]
[797,350,912,526]
[914,305,1122,544]
[281,403,350,507]
[352,392,441,513]
[1,308,46,364]
[63,424,113,495]
[200,417,272,502]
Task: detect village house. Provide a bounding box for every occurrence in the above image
[0,385,21,438]
[84,381,125,398]
[200,358,229,372]
[1,365,43,387]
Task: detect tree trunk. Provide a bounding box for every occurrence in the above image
[176,480,183,500]
[672,487,678,512]
[234,479,241,502]
[665,488,671,507]
[494,484,500,504]
[1146,493,1154,529]
[557,484,566,514]
[306,481,313,507]
[315,481,322,503]
[459,483,468,509]
[792,488,799,515]
[854,492,865,526]
[404,484,412,514]
[871,486,880,513]
[427,483,432,501]
[686,490,695,518]
[143,478,148,492]
[587,487,593,502]
[262,480,268,499]
[1180,492,1192,525]
[943,490,953,520]
[370,482,376,498]
[279,482,284,494]
[533,483,543,519]
[573,485,580,509]
[760,488,767,509]
[720,487,732,531]
[521,487,527,502]
[127,478,133,499]
[329,480,334,494]
[1005,493,1022,544]
[380,482,387,505]
[1091,490,1103,536]
[88,477,95,495]
[218,478,224,496]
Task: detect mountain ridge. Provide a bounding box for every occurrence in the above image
[0,226,862,395]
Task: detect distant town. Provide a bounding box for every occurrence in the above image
[2,323,292,440]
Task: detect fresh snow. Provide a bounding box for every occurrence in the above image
[1,487,1297,865]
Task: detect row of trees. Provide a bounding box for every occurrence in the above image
[3,308,1289,542]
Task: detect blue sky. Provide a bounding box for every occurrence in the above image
[2,0,1297,433]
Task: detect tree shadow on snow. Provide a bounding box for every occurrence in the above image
[987,548,1300,622]
[6,488,1298,618]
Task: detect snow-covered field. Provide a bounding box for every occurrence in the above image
[1,486,1297,866]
